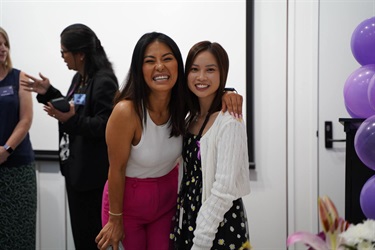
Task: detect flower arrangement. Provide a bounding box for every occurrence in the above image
[287,196,375,250]
[340,219,375,250]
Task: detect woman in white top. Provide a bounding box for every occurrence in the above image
[170,41,251,250]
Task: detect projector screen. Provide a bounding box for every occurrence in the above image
[1,0,246,153]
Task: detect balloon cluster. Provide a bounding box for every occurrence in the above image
[347,16,375,220]
[355,117,375,220]
[344,16,375,118]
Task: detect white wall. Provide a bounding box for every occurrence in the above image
[35,161,71,250]
[246,0,288,248]
[287,0,319,238]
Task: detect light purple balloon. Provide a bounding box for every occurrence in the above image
[351,16,375,65]
[360,175,375,219]
[354,114,375,171]
[344,64,375,118]
[367,74,375,110]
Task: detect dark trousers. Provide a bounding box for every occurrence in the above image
[66,181,103,250]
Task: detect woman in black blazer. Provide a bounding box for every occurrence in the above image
[22,23,119,249]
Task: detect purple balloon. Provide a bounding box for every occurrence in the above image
[355,115,375,171]
[345,102,361,118]
[367,74,375,110]
[360,175,375,219]
[351,16,375,65]
[344,65,375,118]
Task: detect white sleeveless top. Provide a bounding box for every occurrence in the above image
[125,111,182,178]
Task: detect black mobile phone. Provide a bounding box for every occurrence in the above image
[50,97,70,112]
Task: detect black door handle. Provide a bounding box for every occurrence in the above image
[325,121,346,148]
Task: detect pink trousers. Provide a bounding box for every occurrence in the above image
[102,166,178,250]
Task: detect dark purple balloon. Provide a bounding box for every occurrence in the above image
[360,175,375,219]
[355,115,375,171]
[351,16,375,65]
[344,65,375,118]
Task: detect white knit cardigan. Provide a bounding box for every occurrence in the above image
[191,111,251,250]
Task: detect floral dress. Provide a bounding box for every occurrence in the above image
[170,116,249,250]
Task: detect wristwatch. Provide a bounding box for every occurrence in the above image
[3,144,14,154]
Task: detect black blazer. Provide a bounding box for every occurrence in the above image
[37,70,118,191]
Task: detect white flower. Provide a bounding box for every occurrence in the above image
[339,219,375,249]
[357,240,375,250]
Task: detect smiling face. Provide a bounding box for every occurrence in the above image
[187,50,220,103]
[142,41,178,93]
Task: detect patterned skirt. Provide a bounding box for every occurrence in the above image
[0,163,37,249]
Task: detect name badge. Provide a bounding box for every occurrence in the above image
[0,86,14,96]
[74,94,86,105]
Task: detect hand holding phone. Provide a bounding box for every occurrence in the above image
[50,97,70,113]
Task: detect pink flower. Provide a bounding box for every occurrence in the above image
[287,196,349,250]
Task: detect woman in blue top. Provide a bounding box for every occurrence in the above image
[0,26,36,249]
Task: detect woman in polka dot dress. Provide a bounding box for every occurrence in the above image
[170,41,251,250]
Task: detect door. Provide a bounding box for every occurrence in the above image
[318,1,375,221]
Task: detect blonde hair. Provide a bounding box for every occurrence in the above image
[0,27,13,72]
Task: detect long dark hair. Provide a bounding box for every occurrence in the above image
[60,23,115,79]
[115,32,186,137]
[185,41,229,125]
